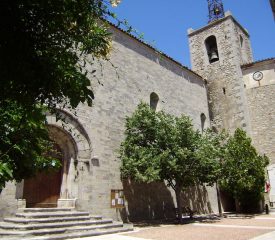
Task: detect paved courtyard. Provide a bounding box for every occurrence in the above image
[72,213,275,240]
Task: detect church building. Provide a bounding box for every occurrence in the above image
[0,1,274,237]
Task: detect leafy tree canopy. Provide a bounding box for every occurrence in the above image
[0,0,114,108]
[0,101,62,189]
[219,128,269,210]
[120,103,220,221]
[0,0,119,188]
[120,104,269,216]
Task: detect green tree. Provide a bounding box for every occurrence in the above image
[219,128,269,212]
[0,0,113,109]
[0,101,62,189]
[0,0,118,188]
[120,103,220,222]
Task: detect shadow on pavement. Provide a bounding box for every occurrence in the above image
[132,214,222,228]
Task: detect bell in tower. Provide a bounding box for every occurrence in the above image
[207,0,225,23]
[209,49,219,63]
[205,35,219,63]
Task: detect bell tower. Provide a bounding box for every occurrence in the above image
[188,1,253,133]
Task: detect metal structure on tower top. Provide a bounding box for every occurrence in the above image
[207,0,225,23]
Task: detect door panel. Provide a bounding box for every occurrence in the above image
[23,168,62,208]
[23,144,63,208]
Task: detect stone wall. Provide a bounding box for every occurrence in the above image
[242,60,275,164]
[0,182,17,219]
[0,24,219,220]
[72,25,218,220]
[243,59,275,202]
[246,83,275,202]
[233,23,253,66]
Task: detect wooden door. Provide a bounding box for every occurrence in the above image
[23,169,62,208]
[23,145,63,208]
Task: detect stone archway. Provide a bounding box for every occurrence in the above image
[48,125,77,202]
[18,109,92,208]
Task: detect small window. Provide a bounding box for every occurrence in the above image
[200,113,206,132]
[205,35,219,64]
[150,92,159,111]
[240,35,243,48]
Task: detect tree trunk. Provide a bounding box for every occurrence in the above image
[216,183,223,217]
[175,186,183,223]
[235,198,241,213]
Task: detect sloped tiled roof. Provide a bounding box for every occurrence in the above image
[241,58,275,69]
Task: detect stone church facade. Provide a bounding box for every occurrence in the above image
[0,10,274,220]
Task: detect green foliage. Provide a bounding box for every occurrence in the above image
[0,1,115,188]
[120,104,269,215]
[219,128,269,210]
[0,162,13,190]
[194,129,228,184]
[0,101,61,189]
[120,103,221,220]
[0,0,113,109]
[120,103,220,189]
[120,103,161,182]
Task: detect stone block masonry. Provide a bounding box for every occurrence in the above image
[188,12,252,134]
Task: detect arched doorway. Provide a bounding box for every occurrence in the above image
[23,124,78,208]
[23,144,63,208]
[19,110,92,209]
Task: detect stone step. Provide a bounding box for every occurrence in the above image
[18,208,74,213]
[0,208,133,239]
[0,222,126,237]
[223,213,253,219]
[4,215,102,224]
[16,211,89,219]
[0,219,113,230]
[4,224,134,240]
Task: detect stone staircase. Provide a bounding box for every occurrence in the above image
[0,208,133,239]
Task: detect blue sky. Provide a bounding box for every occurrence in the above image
[111,0,275,68]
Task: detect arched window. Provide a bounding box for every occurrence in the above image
[200,113,206,132]
[240,35,244,48]
[150,92,159,111]
[205,35,219,64]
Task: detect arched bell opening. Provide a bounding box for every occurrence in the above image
[205,35,219,64]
